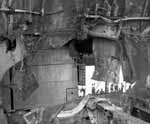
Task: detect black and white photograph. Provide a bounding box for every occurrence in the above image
[0,0,150,124]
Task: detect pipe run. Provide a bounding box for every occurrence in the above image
[0,8,64,16]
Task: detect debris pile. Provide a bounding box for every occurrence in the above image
[23,95,149,124]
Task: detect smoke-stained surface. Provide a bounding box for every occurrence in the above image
[92,38,120,83]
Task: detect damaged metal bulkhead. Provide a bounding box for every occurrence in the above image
[83,0,150,92]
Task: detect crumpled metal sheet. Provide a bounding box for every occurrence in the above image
[124,35,150,98]
[121,0,150,85]
[92,38,120,83]
[124,35,149,87]
[0,35,26,82]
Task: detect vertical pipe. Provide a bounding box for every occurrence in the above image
[9,68,14,110]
